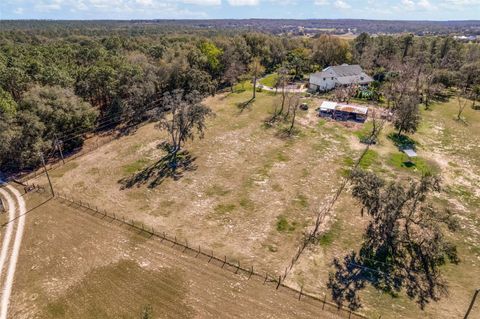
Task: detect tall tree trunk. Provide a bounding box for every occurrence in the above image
[289,105,297,135]
[253,75,257,100]
[279,87,286,116]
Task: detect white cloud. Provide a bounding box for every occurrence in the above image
[136,0,153,6]
[268,0,297,5]
[334,0,351,9]
[397,0,437,11]
[45,0,210,18]
[418,0,435,9]
[14,7,24,14]
[314,0,329,5]
[34,0,63,12]
[183,0,222,5]
[228,0,259,5]
[441,0,480,4]
[401,0,415,9]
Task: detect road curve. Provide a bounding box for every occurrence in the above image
[0,189,15,283]
[0,183,26,319]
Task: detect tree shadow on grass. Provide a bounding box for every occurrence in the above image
[387,133,418,150]
[236,97,255,113]
[328,247,453,311]
[327,252,367,311]
[119,150,197,189]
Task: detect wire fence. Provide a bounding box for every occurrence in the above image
[283,116,386,281]
[53,191,368,319]
[16,133,119,183]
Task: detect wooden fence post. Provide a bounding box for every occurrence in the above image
[221,255,226,268]
[196,245,201,257]
[322,295,326,310]
[264,272,268,284]
[299,286,303,300]
[276,276,281,289]
[464,288,480,319]
[235,261,240,274]
[208,250,213,263]
[183,240,188,252]
[249,266,253,279]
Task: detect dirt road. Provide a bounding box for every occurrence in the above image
[0,183,26,319]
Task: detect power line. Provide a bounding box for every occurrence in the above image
[52,96,164,142]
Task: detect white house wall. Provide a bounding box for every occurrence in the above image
[309,74,337,91]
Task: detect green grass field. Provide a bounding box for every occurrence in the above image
[259,73,279,88]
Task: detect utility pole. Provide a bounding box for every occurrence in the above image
[54,134,65,164]
[40,153,55,197]
[464,288,480,319]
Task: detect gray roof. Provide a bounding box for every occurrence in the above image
[325,64,364,77]
[311,64,373,85]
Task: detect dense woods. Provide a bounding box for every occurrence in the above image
[0,23,479,172]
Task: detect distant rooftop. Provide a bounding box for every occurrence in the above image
[319,101,368,115]
[311,64,373,85]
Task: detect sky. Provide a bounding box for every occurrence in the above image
[0,0,479,20]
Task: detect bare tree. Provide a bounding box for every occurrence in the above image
[360,109,384,144]
[419,69,444,110]
[393,94,421,137]
[156,89,213,164]
[333,84,358,104]
[471,85,480,110]
[288,94,301,135]
[276,66,290,117]
[248,57,265,100]
[223,55,245,92]
[456,94,469,122]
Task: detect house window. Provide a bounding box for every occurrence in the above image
[360,76,364,80]
[331,77,334,80]
[323,78,326,81]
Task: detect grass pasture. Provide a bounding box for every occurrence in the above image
[10,191,343,319]
[36,90,352,274]
[28,90,480,318]
[259,73,279,88]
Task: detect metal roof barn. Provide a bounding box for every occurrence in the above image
[318,101,369,122]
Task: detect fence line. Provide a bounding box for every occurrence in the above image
[16,134,118,183]
[53,191,368,319]
[15,118,151,184]
[283,117,386,281]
